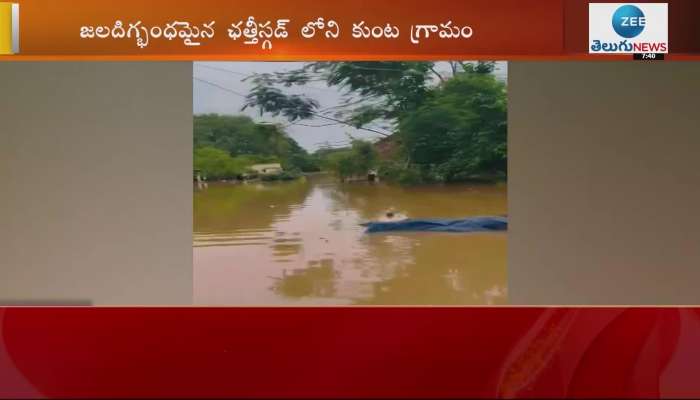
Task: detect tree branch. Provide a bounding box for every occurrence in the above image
[430,67,445,83]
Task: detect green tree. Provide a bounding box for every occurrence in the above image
[194,146,249,180]
[194,114,320,175]
[330,140,378,180]
[399,72,507,181]
[239,62,506,184]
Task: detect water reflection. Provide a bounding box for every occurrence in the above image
[270,259,339,298]
[194,173,507,305]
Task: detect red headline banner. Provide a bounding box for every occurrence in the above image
[5,0,562,59]
[1,0,699,60]
[2,307,700,398]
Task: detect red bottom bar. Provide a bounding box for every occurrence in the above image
[1,307,700,398]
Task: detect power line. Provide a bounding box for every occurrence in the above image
[193,76,391,137]
[311,114,390,137]
[338,63,437,73]
[315,142,352,149]
[314,138,352,144]
[195,65,397,137]
[193,76,248,97]
[286,122,342,128]
[318,97,376,113]
[194,64,251,77]
[195,63,340,94]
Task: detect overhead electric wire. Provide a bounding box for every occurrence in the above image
[195,63,339,94]
[193,76,391,137]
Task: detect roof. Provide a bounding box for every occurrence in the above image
[250,163,282,169]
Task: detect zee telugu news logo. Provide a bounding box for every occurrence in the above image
[589,3,668,53]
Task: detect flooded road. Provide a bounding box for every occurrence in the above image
[194,174,507,305]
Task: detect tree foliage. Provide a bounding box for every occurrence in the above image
[194,114,320,178]
[322,140,379,180]
[400,73,507,181]
[194,147,247,180]
[242,85,320,121]
[239,61,506,184]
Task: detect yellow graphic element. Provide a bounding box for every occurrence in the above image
[0,2,19,55]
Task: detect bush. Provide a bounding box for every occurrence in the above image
[233,154,279,166]
[279,171,300,181]
[283,153,321,173]
[194,146,249,180]
[398,73,507,181]
[323,140,378,179]
[378,161,433,185]
[194,114,319,172]
[377,160,402,180]
[260,170,301,182]
[396,167,423,185]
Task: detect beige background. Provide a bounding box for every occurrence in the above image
[1,61,699,305]
[509,61,700,304]
[0,62,193,305]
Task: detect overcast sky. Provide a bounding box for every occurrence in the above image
[193,61,507,152]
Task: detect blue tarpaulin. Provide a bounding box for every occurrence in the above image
[362,216,507,234]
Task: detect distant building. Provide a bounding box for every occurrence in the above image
[374,135,401,160]
[249,163,283,175]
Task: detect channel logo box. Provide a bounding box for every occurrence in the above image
[589,3,668,54]
[0,2,19,54]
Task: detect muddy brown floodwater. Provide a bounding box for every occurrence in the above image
[194,173,507,305]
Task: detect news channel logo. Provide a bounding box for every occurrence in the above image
[0,2,19,55]
[589,3,668,54]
